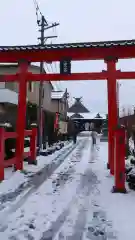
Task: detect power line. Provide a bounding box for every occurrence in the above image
[32,0,48,25]
[33,0,42,16]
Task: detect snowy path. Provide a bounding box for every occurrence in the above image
[0,136,121,240]
[0,141,77,207]
[0,137,89,238]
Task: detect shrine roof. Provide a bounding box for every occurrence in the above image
[67,112,106,120]
[0,39,135,52]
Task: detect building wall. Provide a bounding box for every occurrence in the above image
[0,103,5,114]
[27,65,53,111]
[0,65,69,132]
[51,98,68,118]
[119,114,135,132]
[0,65,53,112]
[51,100,59,113]
[0,103,17,127]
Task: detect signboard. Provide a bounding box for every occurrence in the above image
[60,59,71,74]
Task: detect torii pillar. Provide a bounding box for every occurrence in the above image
[105,58,118,175]
[15,60,29,170]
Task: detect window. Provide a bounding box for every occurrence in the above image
[28,82,34,92]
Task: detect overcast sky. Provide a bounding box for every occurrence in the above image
[1,0,135,113]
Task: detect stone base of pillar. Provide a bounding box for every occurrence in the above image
[111,186,127,194]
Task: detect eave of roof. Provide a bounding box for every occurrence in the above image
[51,91,65,100]
[0,39,135,51]
[0,39,135,62]
[67,112,106,120]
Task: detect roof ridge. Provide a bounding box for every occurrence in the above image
[0,39,135,51]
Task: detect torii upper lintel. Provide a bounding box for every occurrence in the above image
[0,39,135,62]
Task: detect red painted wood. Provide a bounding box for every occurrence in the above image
[0,128,5,181]
[107,60,118,175]
[0,45,135,62]
[0,73,19,82]
[24,130,32,136]
[26,72,108,81]
[15,61,28,171]
[4,132,17,139]
[117,71,135,79]
[1,71,135,82]
[4,157,16,168]
[24,152,30,158]
[113,128,126,192]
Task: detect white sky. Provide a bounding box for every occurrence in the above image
[1,0,135,113]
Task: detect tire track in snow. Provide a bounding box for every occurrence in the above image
[40,168,98,240]
[40,137,117,240]
[0,142,73,206]
[0,140,83,232]
[7,139,85,215]
[40,141,100,240]
[0,138,87,236]
[3,138,90,240]
[67,170,98,240]
[51,139,88,193]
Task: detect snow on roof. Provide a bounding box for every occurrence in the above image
[51,81,65,92]
[0,89,18,105]
[51,82,59,91]
[0,89,29,105]
[67,112,106,120]
[51,91,64,100]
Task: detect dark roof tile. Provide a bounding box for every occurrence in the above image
[0,39,135,52]
[68,97,89,113]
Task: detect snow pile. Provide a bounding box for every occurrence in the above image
[129,137,134,154]
[0,141,71,199]
[91,141,135,240]
[0,171,27,197]
[23,141,72,174]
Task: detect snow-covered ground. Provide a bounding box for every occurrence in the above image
[96,142,135,240]
[4,142,70,180]
[0,141,72,199]
[1,135,135,239]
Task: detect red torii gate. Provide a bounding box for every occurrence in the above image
[0,39,135,175]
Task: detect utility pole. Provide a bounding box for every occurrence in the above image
[37,15,59,154]
[37,15,45,154]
